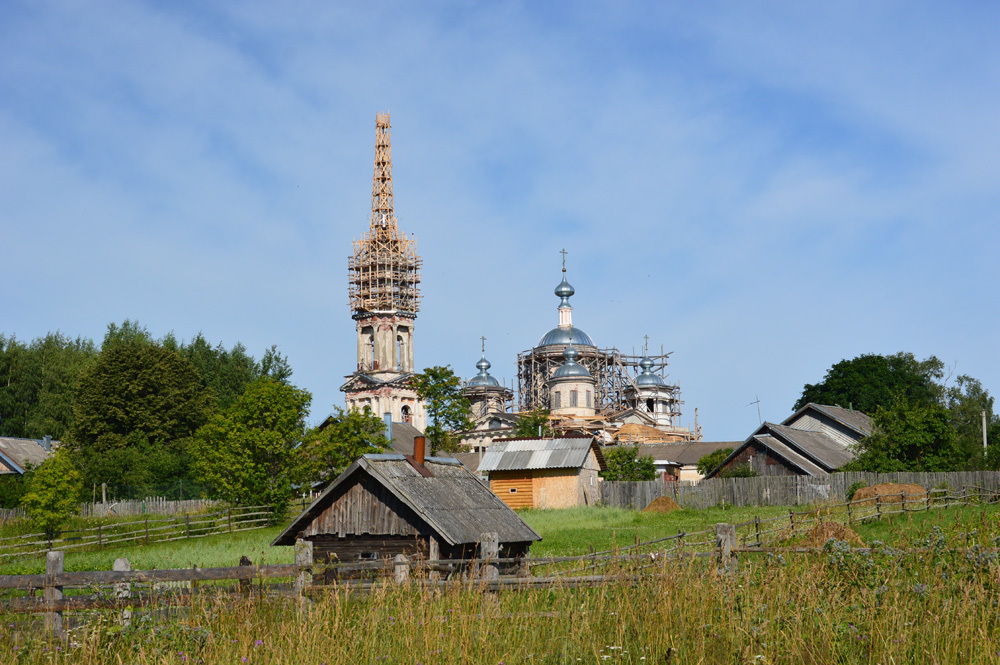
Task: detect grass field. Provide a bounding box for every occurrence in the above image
[2,502,1000,662]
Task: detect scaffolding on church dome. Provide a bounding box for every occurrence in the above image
[516,346,684,426]
[348,112,422,316]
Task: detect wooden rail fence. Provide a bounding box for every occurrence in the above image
[3,488,995,633]
[0,505,273,560]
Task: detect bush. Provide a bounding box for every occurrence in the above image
[846,481,866,501]
[718,463,756,478]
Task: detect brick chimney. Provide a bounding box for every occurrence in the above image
[413,436,426,466]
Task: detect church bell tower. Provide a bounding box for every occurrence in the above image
[341,113,427,430]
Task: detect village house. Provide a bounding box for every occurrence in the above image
[479,437,605,509]
[272,437,540,570]
[0,436,56,474]
[706,403,872,478]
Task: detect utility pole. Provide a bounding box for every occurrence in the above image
[984,410,989,452]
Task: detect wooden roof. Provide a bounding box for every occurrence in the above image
[272,454,540,547]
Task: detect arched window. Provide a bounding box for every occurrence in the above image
[570,390,579,407]
[646,398,655,413]
[586,391,591,408]
[489,418,502,430]
[553,392,562,408]
[396,335,403,370]
[401,405,412,424]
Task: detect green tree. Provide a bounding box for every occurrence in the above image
[794,352,944,414]
[298,407,389,486]
[189,378,311,519]
[512,408,553,438]
[601,445,656,481]
[696,448,733,476]
[945,375,997,468]
[845,397,962,472]
[20,449,83,538]
[69,323,212,489]
[411,366,472,454]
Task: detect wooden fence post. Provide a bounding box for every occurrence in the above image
[44,551,63,635]
[715,524,737,574]
[145,515,149,545]
[428,536,441,582]
[876,495,882,520]
[394,554,410,584]
[185,514,191,538]
[228,507,233,533]
[789,510,795,537]
[238,556,252,595]
[480,532,500,582]
[754,515,761,547]
[294,539,313,595]
[113,558,132,625]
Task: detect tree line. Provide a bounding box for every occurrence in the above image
[798,352,999,473]
[0,321,390,516]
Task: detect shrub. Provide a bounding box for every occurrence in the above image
[846,481,866,501]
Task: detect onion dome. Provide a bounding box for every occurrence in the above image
[538,325,596,348]
[552,343,593,379]
[635,355,665,387]
[555,276,575,307]
[467,354,501,388]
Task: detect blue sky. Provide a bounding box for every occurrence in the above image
[3,1,998,440]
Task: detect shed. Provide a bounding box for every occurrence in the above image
[0,437,57,474]
[479,437,606,509]
[272,442,540,568]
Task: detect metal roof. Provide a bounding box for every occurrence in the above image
[636,441,741,466]
[537,326,596,348]
[479,437,602,472]
[273,454,540,547]
[749,435,827,476]
[0,437,57,474]
[768,423,854,471]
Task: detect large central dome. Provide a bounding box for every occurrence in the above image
[537,326,596,348]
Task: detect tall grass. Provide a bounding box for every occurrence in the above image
[3,543,1000,664]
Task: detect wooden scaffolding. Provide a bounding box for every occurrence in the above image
[348,112,422,315]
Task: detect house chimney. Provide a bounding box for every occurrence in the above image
[413,436,426,466]
[384,412,393,442]
[41,435,52,452]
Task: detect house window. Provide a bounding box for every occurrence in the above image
[570,390,578,407]
[509,488,517,493]
[553,392,561,408]
[359,552,377,560]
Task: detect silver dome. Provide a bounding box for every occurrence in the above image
[552,344,593,379]
[467,354,501,388]
[537,326,596,348]
[634,356,665,387]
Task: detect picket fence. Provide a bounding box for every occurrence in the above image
[601,470,1000,510]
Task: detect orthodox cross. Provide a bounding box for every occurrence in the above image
[480,336,486,354]
[643,334,650,354]
[560,248,567,271]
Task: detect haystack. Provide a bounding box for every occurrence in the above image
[803,522,864,547]
[643,496,681,513]
[851,483,927,506]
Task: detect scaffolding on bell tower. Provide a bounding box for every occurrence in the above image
[348,112,422,316]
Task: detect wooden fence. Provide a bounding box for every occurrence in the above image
[0,498,221,523]
[0,505,272,560]
[3,486,996,633]
[601,470,1000,510]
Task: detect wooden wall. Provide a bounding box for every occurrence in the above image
[299,473,428,539]
[490,471,534,509]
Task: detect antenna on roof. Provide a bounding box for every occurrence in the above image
[747,395,762,425]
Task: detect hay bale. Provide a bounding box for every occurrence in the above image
[642,496,681,513]
[803,522,864,547]
[851,483,927,506]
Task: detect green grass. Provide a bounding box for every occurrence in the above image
[849,502,1000,546]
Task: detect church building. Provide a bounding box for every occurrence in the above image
[340,113,428,431]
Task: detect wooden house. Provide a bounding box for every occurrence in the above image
[0,436,56,474]
[706,403,872,478]
[479,437,606,509]
[272,437,540,568]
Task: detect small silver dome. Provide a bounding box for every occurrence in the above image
[537,326,596,348]
[467,354,501,388]
[635,356,665,387]
[555,276,575,299]
[552,344,593,380]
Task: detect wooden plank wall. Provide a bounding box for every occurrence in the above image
[602,470,1000,510]
[301,475,424,539]
[490,472,534,509]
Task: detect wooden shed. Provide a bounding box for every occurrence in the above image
[272,440,540,569]
[479,437,606,509]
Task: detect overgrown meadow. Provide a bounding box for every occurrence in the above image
[2,504,1000,663]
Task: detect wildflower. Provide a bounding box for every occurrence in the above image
[254,640,263,647]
